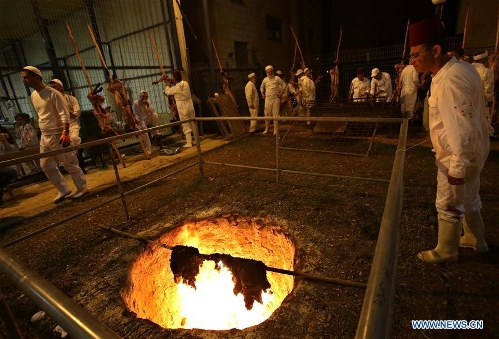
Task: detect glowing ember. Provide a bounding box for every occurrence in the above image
[122,216,295,331]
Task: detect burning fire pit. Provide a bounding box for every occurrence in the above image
[122,216,295,330]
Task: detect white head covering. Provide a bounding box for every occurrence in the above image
[303,68,310,73]
[247,72,256,79]
[140,90,148,94]
[473,50,489,61]
[265,65,273,71]
[23,66,42,77]
[295,69,303,76]
[49,79,63,87]
[371,68,380,77]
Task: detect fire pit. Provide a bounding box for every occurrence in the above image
[121,216,295,330]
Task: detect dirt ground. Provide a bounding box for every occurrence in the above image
[0,125,498,339]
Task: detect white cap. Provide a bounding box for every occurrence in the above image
[23,66,42,77]
[371,68,380,77]
[49,79,63,87]
[248,72,256,79]
[295,69,303,76]
[303,68,310,73]
[140,90,148,94]
[473,50,489,61]
[276,70,283,75]
[265,65,273,71]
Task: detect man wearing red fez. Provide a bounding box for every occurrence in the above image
[409,16,490,263]
[349,67,370,102]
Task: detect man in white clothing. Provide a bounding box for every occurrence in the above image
[22,66,88,203]
[472,50,495,137]
[49,78,86,172]
[133,90,160,134]
[370,68,393,102]
[301,68,316,125]
[349,67,370,102]
[260,65,284,134]
[132,90,160,154]
[164,70,198,147]
[409,16,490,263]
[399,63,420,119]
[245,73,259,133]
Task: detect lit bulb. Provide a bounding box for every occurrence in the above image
[432,0,446,4]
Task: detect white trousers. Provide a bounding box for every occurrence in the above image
[69,121,81,146]
[264,97,280,128]
[145,112,159,136]
[248,104,259,132]
[436,164,482,223]
[137,121,152,152]
[40,134,86,193]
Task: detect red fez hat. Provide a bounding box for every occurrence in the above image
[409,16,444,47]
[356,67,364,75]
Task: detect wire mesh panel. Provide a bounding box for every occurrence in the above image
[279,100,401,157]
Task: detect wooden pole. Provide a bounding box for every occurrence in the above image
[86,23,109,72]
[462,6,469,49]
[211,38,223,72]
[97,225,367,289]
[149,33,167,77]
[66,23,125,167]
[335,25,343,64]
[495,3,499,52]
[65,22,93,91]
[290,25,305,68]
[118,42,126,82]
[402,18,410,62]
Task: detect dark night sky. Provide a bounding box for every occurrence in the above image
[321,0,460,50]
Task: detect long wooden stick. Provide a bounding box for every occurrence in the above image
[495,3,499,52]
[290,25,305,67]
[86,23,109,72]
[66,23,125,167]
[118,42,126,83]
[211,38,223,72]
[98,225,367,288]
[65,22,93,91]
[402,18,410,62]
[291,43,298,71]
[335,25,343,64]
[149,33,167,77]
[462,6,469,49]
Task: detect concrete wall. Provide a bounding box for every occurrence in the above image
[181,0,323,71]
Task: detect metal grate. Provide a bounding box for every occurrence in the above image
[279,100,401,157]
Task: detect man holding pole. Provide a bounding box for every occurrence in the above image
[164,70,198,148]
[21,66,89,203]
